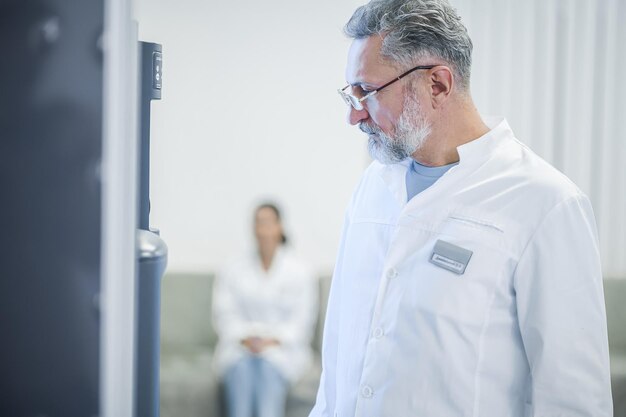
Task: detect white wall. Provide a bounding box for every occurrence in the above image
[135,0,626,277]
[135,0,368,275]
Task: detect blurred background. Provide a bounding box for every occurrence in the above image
[134,0,368,274]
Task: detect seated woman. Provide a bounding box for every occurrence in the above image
[212,202,318,417]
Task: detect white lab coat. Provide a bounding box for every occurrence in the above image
[310,117,612,417]
[212,247,318,383]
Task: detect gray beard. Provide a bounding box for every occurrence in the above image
[361,96,431,165]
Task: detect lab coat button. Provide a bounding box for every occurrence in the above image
[386,268,398,279]
[373,327,384,339]
[361,385,373,398]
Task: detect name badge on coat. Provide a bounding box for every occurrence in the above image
[429,239,473,275]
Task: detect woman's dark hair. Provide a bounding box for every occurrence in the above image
[255,202,288,244]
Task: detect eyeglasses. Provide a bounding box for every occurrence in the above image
[338,65,436,111]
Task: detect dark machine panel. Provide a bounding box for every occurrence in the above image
[0,1,104,416]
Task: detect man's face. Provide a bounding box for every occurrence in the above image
[345,36,432,164]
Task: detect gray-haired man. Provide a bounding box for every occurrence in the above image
[310,0,612,416]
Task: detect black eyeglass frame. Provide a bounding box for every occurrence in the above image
[338,65,437,111]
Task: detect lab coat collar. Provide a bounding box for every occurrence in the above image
[252,245,287,276]
[378,158,413,205]
[456,116,511,166]
[377,116,513,207]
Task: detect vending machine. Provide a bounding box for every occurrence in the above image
[0,2,104,416]
[0,1,168,416]
[136,40,168,417]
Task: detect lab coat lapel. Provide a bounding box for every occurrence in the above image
[377,158,412,208]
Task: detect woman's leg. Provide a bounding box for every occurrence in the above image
[222,355,256,417]
[253,357,289,417]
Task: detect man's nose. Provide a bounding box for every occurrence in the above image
[347,106,369,125]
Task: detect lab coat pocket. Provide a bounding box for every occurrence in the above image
[404,217,511,330]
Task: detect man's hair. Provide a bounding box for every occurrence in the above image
[344,0,473,91]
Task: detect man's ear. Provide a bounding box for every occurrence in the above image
[429,66,454,108]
